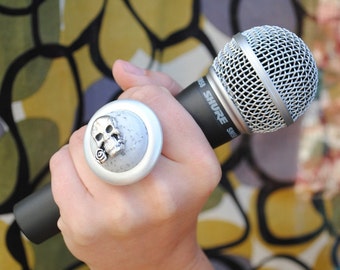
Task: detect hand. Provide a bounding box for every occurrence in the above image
[50,60,221,270]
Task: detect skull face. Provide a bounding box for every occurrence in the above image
[91,115,124,163]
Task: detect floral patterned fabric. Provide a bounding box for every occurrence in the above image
[0,0,339,269]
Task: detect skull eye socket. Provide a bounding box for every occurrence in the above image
[106,125,113,133]
[95,133,103,141]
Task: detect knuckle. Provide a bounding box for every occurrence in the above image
[147,181,179,222]
[102,202,135,237]
[121,85,171,106]
[69,127,85,146]
[68,213,100,246]
[49,150,63,171]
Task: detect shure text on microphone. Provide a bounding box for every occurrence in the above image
[202,90,228,125]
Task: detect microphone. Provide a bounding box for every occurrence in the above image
[177,25,318,147]
[13,25,318,244]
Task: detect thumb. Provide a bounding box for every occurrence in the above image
[112,60,182,95]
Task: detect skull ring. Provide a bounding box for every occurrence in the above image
[91,115,125,163]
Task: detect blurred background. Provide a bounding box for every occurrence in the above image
[0,0,339,269]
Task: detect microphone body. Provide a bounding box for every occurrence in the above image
[177,70,243,148]
[14,185,60,244]
[13,25,318,243]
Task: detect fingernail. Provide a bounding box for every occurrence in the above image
[122,60,145,76]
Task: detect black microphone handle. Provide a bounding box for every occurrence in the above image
[13,184,60,244]
[176,74,241,147]
[13,74,242,243]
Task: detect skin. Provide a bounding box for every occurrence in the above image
[50,60,221,270]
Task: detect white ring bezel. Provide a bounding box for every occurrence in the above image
[84,99,163,185]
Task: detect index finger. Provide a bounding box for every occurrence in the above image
[112,60,182,95]
[50,144,94,225]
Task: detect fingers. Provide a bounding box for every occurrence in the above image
[50,143,93,229]
[119,85,219,170]
[50,127,120,217]
[113,60,221,187]
[112,60,182,95]
[50,128,124,238]
[52,60,220,216]
[112,60,215,165]
[50,144,89,204]
[64,127,121,197]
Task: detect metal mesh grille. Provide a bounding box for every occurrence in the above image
[212,25,318,133]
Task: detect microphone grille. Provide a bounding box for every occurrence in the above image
[213,25,318,133]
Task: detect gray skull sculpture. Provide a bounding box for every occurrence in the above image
[91,115,124,163]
